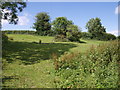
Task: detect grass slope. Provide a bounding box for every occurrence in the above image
[3,34,105,88]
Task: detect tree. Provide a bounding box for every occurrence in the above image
[117,35,120,40]
[0,0,26,57]
[33,12,51,36]
[66,25,81,42]
[0,0,26,29]
[52,17,81,42]
[52,17,73,36]
[86,17,106,38]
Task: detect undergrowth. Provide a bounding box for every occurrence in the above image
[54,40,120,88]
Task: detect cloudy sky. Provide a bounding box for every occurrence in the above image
[1,2,120,36]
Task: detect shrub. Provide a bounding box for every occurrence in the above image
[97,33,116,41]
[117,36,120,40]
[2,30,35,35]
[81,32,93,39]
[81,32,116,41]
[54,35,69,42]
[66,31,81,42]
[54,40,119,88]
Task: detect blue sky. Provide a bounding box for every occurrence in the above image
[2,2,119,36]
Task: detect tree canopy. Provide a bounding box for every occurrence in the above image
[86,17,106,37]
[0,0,26,28]
[52,17,81,42]
[33,12,51,36]
[1,0,26,47]
[52,17,73,36]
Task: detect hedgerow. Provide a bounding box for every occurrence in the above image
[54,40,119,88]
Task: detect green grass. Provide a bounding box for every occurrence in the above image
[3,34,106,88]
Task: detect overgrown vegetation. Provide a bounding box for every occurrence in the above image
[81,32,116,41]
[54,40,119,88]
[2,34,106,88]
[1,1,119,88]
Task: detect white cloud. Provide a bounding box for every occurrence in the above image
[1,12,30,26]
[1,19,8,25]
[1,9,10,25]
[108,30,119,36]
[18,13,29,26]
[115,5,120,14]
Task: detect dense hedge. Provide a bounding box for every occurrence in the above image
[81,32,93,39]
[117,36,120,40]
[81,32,116,41]
[2,30,36,35]
[54,40,119,88]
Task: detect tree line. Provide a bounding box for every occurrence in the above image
[32,12,117,41]
[1,1,118,42]
[2,30,35,35]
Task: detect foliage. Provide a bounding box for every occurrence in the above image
[52,17,81,42]
[81,32,116,41]
[54,40,119,88]
[86,17,106,39]
[52,17,73,36]
[97,33,116,41]
[81,32,93,39]
[0,0,26,26]
[117,35,120,40]
[2,30,35,35]
[33,12,51,36]
[66,25,81,42]
[54,35,69,42]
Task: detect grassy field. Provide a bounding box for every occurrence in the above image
[3,34,107,88]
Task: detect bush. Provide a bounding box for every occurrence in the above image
[54,35,69,42]
[66,31,81,42]
[97,33,116,41]
[81,32,93,39]
[54,40,119,88]
[117,36,120,40]
[2,30,35,35]
[81,32,116,41]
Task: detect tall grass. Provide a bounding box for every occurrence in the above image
[54,40,120,88]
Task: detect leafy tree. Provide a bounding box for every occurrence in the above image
[81,32,93,39]
[33,12,51,36]
[0,0,26,57]
[66,24,81,42]
[52,17,73,36]
[86,17,106,38]
[117,35,120,40]
[102,33,116,41]
[0,0,26,29]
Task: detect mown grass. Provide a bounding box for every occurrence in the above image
[3,34,107,88]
